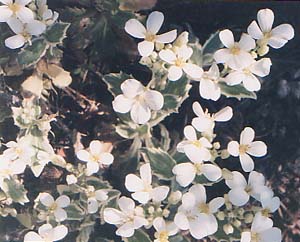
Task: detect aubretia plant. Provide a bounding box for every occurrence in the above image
[0,1,295,242]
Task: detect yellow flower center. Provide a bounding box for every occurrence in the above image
[175,58,185,67]
[239,144,249,154]
[198,203,210,214]
[49,202,58,212]
[145,33,156,42]
[261,208,271,217]
[156,231,169,242]
[230,45,241,55]
[90,154,100,163]
[8,3,21,13]
[251,232,260,242]
[194,163,203,175]
[192,140,202,148]
[245,185,252,194]
[15,147,23,156]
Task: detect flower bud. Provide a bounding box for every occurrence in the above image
[223,224,234,235]
[66,174,77,185]
[168,191,182,204]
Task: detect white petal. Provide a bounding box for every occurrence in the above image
[112,95,133,113]
[16,6,34,23]
[95,190,108,201]
[243,74,261,92]
[168,65,183,81]
[125,174,144,192]
[172,163,196,187]
[116,223,135,237]
[52,225,68,241]
[248,141,267,157]
[16,0,32,4]
[153,217,166,232]
[87,199,98,213]
[202,164,222,182]
[225,71,245,86]
[86,161,99,175]
[38,223,53,237]
[156,29,177,43]
[227,51,255,70]
[100,153,114,165]
[159,49,176,64]
[248,171,266,187]
[174,212,189,230]
[39,193,54,207]
[209,197,225,213]
[240,153,254,172]
[192,116,214,133]
[238,33,256,51]
[261,196,280,213]
[269,24,294,48]
[227,141,240,157]
[26,20,46,35]
[228,188,249,206]
[89,140,103,154]
[133,216,148,228]
[24,232,43,242]
[184,145,211,162]
[247,21,263,39]
[257,8,274,32]
[219,29,235,48]
[183,63,203,79]
[140,163,152,185]
[241,231,252,242]
[130,102,151,124]
[124,19,146,38]
[5,34,25,49]
[138,40,154,57]
[144,90,164,111]
[190,214,218,239]
[214,49,231,64]
[240,127,255,145]
[249,58,272,77]
[76,150,90,162]
[56,195,70,208]
[103,208,124,225]
[54,208,67,221]
[7,17,23,33]
[132,191,150,204]
[0,0,12,5]
[118,197,135,213]
[121,79,144,98]
[251,212,273,233]
[0,6,12,22]
[260,227,281,242]
[189,184,206,204]
[146,11,164,34]
[151,186,169,202]
[192,101,204,117]
[214,106,233,122]
[199,79,221,101]
[225,171,247,189]
[184,125,197,141]
[177,46,193,61]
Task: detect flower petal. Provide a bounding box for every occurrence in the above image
[54,207,67,221]
[95,190,108,201]
[177,46,193,61]
[56,195,70,208]
[125,19,146,38]
[144,90,164,111]
[146,11,164,34]
[130,102,151,124]
[189,214,218,239]
[24,232,43,242]
[76,150,90,162]
[5,34,25,49]
[172,163,196,187]
[214,106,233,122]
[16,6,34,23]
[153,217,166,232]
[159,49,176,64]
[52,225,68,241]
[227,141,240,157]
[101,153,114,165]
[251,212,273,233]
[140,163,152,185]
[151,186,169,202]
[248,141,267,157]
[192,101,204,117]
[112,95,133,113]
[138,40,154,57]
[189,184,206,204]
[118,197,135,213]
[240,127,255,145]
[247,21,263,39]
[240,153,254,172]
[228,188,249,206]
[241,231,252,242]
[86,161,99,175]
[174,212,189,230]
[270,24,294,46]
[184,125,197,141]
[121,79,144,98]
[257,8,274,33]
[26,20,46,35]
[260,227,282,242]
[125,174,144,192]
[225,171,247,189]
[219,29,235,48]
[39,193,54,207]
[132,191,150,204]
[168,65,183,81]
[199,79,221,101]
[202,164,222,182]
[209,197,225,213]
[242,74,261,92]
[0,6,12,22]
[249,58,272,77]
[16,0,32,5]
[238,33,256,51]
[116,223,135,237]
[192,116,214,133]
[227,51,254,70]
[87,198,99,213]
[104,208,124,225]
[156,29,177,43]
[214,49,231,64]
[183,63,203,79]
[89,140,103,154]
[225,71,245,86]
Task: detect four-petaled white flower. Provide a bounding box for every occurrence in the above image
[174,184,224,240]
[159,46,203,81]
[227,127,267,172]
[5,18,46,49]
[191,101,233,133]
[103,196,148,237]
[241,213,281,242]
[112,79,164,124]
[177,125,212,161]
[39,193,70,222]
[24,224,68,242]
[248,8,294,51]
[194,63,222,101]
[153,217,178,242]
[225,58,272,91]
[125,163,169,204]
[77,140,114,176]
[85,185,108,214]
[225,171,272,207]
[0,0,34,23]
[125,11,177,57]
[214,29,255,70]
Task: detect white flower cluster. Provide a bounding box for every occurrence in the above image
[0,0,58,49]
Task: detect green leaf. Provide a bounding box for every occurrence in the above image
[201,31,223,67]
[219,82,257,100]
[86,177,112,190]
[18,38,48,68]
[76,220,95,242]
[115,124,138,139]
[16,213,33,229]
[103,72,132,97]
[2,179,29,205]
[125,229,151,242]
[44,22,70,44]
[0,92,12,123]
[141,147,176,180]
[169,234,191,242]
[65,203,86,221]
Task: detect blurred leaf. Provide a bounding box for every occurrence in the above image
[44,22,70,44]
[16,213,33,229]
[65,203,86,221]
[0,92,12,123]
[219,82,257,100]
[141,147,176,180]
[125,229,151,242]
[86,176,112,189]
[2,179,29,205]
[169,234,191,242]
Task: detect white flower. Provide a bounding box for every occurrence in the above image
[77,140,114,176]
[85,186,108,214]
[125,11,177,57]
[39,193,70,222]
[260,192,280,216]
[0,0,34,23]
[66,174,77,185]
[177,125,212,161]
[227,127,267,172]
[214,29,255,70]
[248,8,294,50]
[194,63,222,101]
[103,196,148,237]
[191,101,233,133]
[159,46,203,81]
[174,184,224,239]
[241,213,281,242]
[225,171,272,206]
[153,217,178,242]
[225,58,272,91]
[36,0,59,25]
[112,79,164,124]
[5,18,46,49]
[125,163,169,204]
[24,224,68,242]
